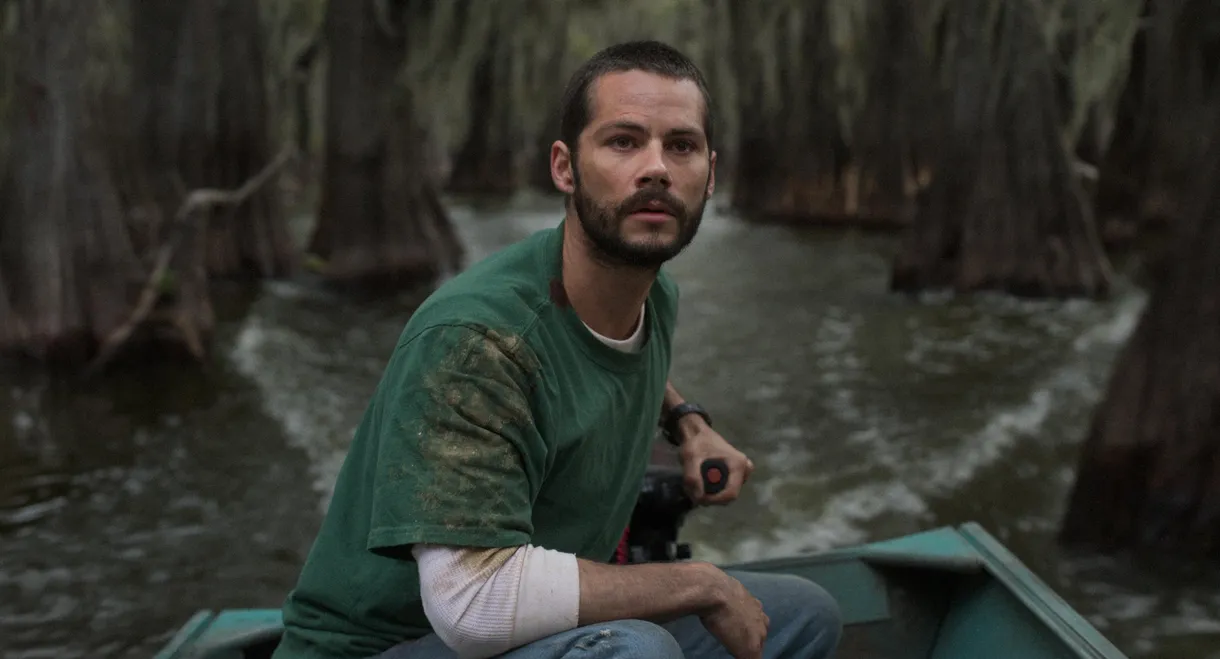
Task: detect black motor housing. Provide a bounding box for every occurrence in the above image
[623,465,695,564]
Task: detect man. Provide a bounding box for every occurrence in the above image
[273,40,842,659]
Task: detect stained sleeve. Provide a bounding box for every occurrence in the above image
[365,323,545,557]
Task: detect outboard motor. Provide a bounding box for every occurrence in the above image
[618,458,728,564]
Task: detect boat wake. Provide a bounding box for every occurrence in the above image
[690,286,1148,566]
[228,309,381,514]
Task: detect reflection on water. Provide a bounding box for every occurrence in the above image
[0,359,320,658]
[2,193,1218,658]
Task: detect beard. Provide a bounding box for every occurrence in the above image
[571,166,708,270]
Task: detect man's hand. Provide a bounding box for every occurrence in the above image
[675,419,755,506]
[577,560,768,658]
[699,567,770,659]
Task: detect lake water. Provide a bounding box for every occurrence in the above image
[3,193,1218,658]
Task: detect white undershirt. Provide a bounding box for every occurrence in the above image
[580,304,646,354]
[412,306,646,658]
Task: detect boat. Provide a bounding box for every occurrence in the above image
[153,465,1129,659]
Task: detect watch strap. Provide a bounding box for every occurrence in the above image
[662,402,711,446]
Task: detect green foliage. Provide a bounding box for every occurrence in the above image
[156,269,178,296]
[302,252,327,274]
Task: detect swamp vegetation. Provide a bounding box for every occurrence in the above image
[1,0,1220,601]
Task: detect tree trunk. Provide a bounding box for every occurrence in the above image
[0,1,148,364]
[527,101,562,193]
[131,0,294,280]
[445,37,523,197]
[890,0,1113,298]
[1096,0,1220,232]
[1059,146,1220,555]
[523,6,571,194]
[845,0,934,226]
[730,1,853,224]
[1091,14,1147,244]
[0,266,17,349]
[308,0,463,289]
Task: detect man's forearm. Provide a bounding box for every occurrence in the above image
[662,380,686,415]
[576,558,724,626]
[661,380,711,441]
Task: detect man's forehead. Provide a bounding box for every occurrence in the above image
[586,71,705,128]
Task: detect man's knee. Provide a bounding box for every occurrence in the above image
[776,574,843,653]
[731,571,844,654]
[572,619,684,657]
[795,576,843,633]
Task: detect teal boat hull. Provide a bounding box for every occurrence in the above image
[153,522,1128,659]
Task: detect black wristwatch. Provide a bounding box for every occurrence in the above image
[661,402,712,446]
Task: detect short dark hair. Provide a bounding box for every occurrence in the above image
[558,40,715,156]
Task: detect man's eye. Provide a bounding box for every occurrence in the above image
[671,140,696,153]
[609,136,634,149]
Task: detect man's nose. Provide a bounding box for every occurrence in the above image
[635,141,671,188]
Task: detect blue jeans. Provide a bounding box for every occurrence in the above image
[374,570,842,658]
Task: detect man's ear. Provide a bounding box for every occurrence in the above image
[551,141,575,195]
[706,150,717,197]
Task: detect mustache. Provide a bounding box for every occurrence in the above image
[615,188,687,218]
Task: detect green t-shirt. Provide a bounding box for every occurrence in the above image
[272,221,679,659]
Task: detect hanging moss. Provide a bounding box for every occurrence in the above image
[1055,0,1144,152]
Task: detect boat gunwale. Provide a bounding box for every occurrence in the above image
[152,610,216,659]
[721,523,1128,659]
[151,524,1130,659]
[958,522,1127,659]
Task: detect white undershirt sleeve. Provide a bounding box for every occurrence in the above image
[412,543,580,659]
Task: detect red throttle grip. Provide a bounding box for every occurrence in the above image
[700,458,729,496]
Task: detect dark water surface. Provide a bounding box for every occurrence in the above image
[3,194,1218,658]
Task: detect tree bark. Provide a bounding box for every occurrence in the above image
[523,3,572,194]
[845,0,934,226]
[0,266,17,349]
[1090,7,1148,244]
[291,33,323,156]
[1095,0,1220,232]
[1059,145,1220,555]
[729,1,853,224]
[86,146,295,376]
[0,1,148,364]
[527,101,562,193]
[131,0,294,280]
[525,35,570,194]
[890,0,1114,298]
[308,0,464,289]
[445,35,523,197]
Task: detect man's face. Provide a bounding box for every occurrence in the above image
[556,70,716,269]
